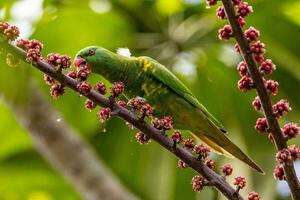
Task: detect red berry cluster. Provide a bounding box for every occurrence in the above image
[152,116,173,131]
[208,0,300,190]
[193,144,210,159]
[191,175,205,192]
[247,191,260,200]
[47,53,71,70]
[221,164,233,176]
[16,39,43,63]
[234,176,246,189]
[0,22,19,41]
[128,97,153,119]
[135,131,151,144]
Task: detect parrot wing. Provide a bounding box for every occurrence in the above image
[140,56,226,132]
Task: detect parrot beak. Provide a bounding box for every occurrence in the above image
[74,57,86,68]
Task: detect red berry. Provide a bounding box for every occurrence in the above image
[44,74,55,85]
[268,133,274,143]
[237,61,248,76]
[232,0,241,5]
[237,16,246,27]
[171,130,183,144]
[264,79,279,95]
[276,148,292,163]
[247,191,260,200]
[238,75,255,92]
[140,103,153,117]
[234,43,241,54]
[152,116,173,131]
[128,97,146,110]
[272,99,291,118]
[273,164,285,180]
[2,24,19,41]
[194,144,210,159]
[252,96,261,111]
[110,82,125,97]
[205,159,216,169]
[288,145,300,161]
[255,117,268,133]
[254,54,265,64]
[244,27,260,42]
[26,48,41,63]
[218,25,233,40]
[97,107,111,123]
[233,176,246,189]
[76,65,91,80]
[68,71,77,79]
[282,123,299,139]
[136,131,151,144]
[77,81,92,95]
[184,138,195,149]
[117,100,127,108]
[221,164,233,176]
[94,82,107,95]
[191,175,205,192]
[47,53,71,69]
[85,99,96,111]
[251,41,265,56]
[50,84,65,98]
[237,2,253,17]
[216,6,226,20]
[178,160,188,169]
[206,0,217,7]
[259,59,276,75]
[0,22,9,31]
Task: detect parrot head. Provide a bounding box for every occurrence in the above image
[74,46,109,70]
[74,46,131,82]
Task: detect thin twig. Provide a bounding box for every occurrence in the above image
[221,0,300,199]
[1,40,244,200]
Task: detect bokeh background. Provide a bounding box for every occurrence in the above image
[0,0,300,199]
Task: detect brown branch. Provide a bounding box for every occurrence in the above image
[221,0,300,199]
[3,81,139,200]
[1,40,243,200]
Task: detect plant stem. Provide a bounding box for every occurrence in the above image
[221,0,300,199]
[2,40,244,200]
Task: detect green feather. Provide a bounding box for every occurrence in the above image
[139,56,226,132]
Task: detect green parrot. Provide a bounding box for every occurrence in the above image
[74,46,264,174]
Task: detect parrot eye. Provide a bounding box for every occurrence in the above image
[88,49,96,56]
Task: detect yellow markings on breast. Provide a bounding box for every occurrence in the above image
[141,83,149,94]
[141,58,152,72]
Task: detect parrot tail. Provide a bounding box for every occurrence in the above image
[193,127,265,174]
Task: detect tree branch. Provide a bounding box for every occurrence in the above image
[1,40,243,200]
[221,0,300,199]
[4,81,139,200]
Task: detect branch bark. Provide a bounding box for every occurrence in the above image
[2,40,243,200]
[220,0,300,199]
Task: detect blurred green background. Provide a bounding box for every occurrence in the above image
[0,0,300,199]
